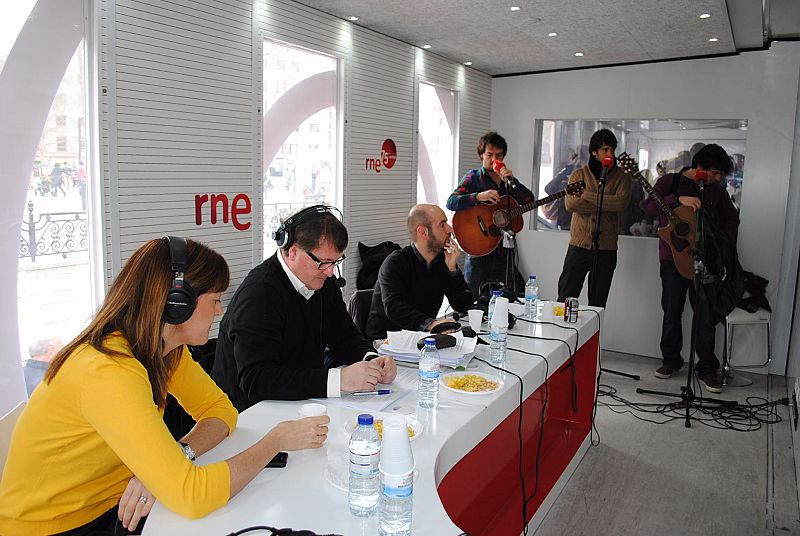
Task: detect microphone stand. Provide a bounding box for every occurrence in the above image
[636,178,734,426]
[591,164,639,380]
[502,177,520,299]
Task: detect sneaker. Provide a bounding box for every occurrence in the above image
[698,373,723,393]
[654,365,679,379]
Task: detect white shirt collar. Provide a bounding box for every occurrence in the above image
[277,250,315,300]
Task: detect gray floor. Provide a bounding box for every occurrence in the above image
[534,351,800,536]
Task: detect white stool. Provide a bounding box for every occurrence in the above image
[721,307,771,387]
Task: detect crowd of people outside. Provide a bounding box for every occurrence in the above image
[29,160,88,211]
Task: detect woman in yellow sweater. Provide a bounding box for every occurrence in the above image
[0,237,330,535]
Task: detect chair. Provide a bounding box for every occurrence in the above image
[0,401,26,474]
[721,307,771,387]
[348,288,374,336]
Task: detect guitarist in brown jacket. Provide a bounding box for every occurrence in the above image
[556,129,631,307]
[642,144,739,393]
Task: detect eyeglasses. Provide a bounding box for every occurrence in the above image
[305,250,346,270]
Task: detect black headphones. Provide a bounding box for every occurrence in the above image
[272,205,346,288]
[273,205,340,249]
[162,236,197,325]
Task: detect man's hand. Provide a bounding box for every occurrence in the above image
[496,164,514,182]
[444,235,461,271]
[341,360,382,393]
[270,416,330,451]
[118,477,154,532]
[476,190,500,204]
[678,196,701,211]
[374,355,397,384]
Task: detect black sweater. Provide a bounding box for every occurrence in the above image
[365,245,474,340]
[212,253,374,410]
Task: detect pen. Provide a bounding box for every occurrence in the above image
[352,389,392,396]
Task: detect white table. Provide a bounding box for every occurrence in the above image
[144,308,601,536]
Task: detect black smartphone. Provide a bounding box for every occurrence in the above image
[265,451,288,468]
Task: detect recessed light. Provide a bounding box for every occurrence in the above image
[464,61,473,66]
[708,37,719,42]
[422,44,432,49]
[699,13,711,19]
[574,52,584,57]
[347,16,359,21]
[510,6,521,11]
[548,32,558,37]
[616,124,622,127]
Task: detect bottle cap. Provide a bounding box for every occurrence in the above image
[357,413,374,426]
[492,290,501,297]
[529,275,536,280]
[424,337,436,346]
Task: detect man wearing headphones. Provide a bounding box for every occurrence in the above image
[213,206,397,410]
[365,204,474,340]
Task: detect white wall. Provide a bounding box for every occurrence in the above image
[99,0,491,302]
[492,44,800,374]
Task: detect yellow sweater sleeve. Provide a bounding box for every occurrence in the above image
[80,355,232,519]
[168,347,238,434]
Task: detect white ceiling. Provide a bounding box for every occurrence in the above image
[293,0,770,76]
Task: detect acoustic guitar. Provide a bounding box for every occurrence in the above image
[453,181,585,257]
[616,152,696,280]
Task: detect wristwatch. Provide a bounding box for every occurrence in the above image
[179,442,196,461]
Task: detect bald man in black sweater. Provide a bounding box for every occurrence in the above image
[365,204,474,340]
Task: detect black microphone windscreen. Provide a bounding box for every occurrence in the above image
[336,276,346,288]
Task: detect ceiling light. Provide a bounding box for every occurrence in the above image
[708,37,719,42]
[616,124,622,127]
[510,6,521,11]
[548,32,558,37]
[464,61,473,66]
[699,13,711,19]
[574,52,584,57]
[347,16,359,21]
[422,44,432,49]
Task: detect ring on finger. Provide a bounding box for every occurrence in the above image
[138,496,148,505]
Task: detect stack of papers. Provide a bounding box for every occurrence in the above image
[377,330,477,368]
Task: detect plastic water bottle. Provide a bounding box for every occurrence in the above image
[418,338,440,409]
[379,471,413,536]
[525,275,539,319]
[349,414,381,516]
[487,290,502,322]
[489,321,508,365]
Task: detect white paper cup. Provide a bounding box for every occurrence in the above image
[540,300,555,321]
[378,416,414,475]
[491,296,509,327]
[298,403,327,417]
[467,309,483,331]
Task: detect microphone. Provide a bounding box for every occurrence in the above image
[693,169,709,184]
[598,156,613,183]
[335,265,346,288]
[492,160,518,189]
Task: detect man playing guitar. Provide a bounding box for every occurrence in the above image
[446,131,535,298]
[642,144,739,393]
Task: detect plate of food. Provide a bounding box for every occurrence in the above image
[343,412,423,442]
[440,371,503,395]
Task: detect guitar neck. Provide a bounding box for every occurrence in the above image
[512,190,568,218]
[630,171,681,226]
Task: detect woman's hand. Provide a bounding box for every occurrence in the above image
[270,416,330,451]
[118,476,154,532]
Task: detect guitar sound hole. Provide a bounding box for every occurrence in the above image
[493,210,510,228]
[671,233,689,252]
[675,221,691,237]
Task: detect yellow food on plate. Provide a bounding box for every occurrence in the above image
[445,374,499,392]
[553,305,564,317]
[373,419,415,439]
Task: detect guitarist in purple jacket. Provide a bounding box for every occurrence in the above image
[446,131,535,298]
[643,144,739,393]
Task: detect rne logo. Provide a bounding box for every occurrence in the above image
[366,138,397,173]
